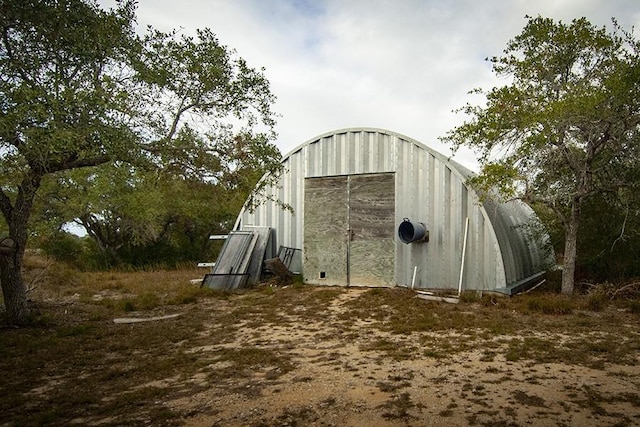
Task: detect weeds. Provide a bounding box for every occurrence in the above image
[628,300,640,314]
[512,390,547,407]
[380,392,416,420]
[585,293,608,312]
[522,295,574,315]
[2,258,640,425]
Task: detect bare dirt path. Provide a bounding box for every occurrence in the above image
[165,287,640,426]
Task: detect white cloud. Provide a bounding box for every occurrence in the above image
[99,0,640,170]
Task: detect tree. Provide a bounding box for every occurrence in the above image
[442,16,640,295]
[0,0,279,324]
[36,132,279,268]
[576,192,640,281]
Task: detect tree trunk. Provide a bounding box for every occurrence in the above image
[0,246,28,325]
[561,200,581,295]
[1,218,30,325]
[0,172,41,325]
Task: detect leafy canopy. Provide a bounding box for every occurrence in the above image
[443,16,640,221]
[442,16,640,292]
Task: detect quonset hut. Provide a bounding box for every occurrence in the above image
[234,128,553,295]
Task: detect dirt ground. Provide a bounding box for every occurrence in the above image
[170,288,640,427]
[2,270,640,426]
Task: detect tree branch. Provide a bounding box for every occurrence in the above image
[47,155,112,173]
[611,204,629,251]
[555,131,581,175]
[1,26,35,86]
[0,131,25,149]
[164,95,201,141]
[0,188,14,221]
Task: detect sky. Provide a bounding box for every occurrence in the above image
[99,0,640,171]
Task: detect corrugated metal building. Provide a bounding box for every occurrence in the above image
[234,128,553,295]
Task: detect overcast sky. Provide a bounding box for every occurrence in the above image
[100,0,640,170]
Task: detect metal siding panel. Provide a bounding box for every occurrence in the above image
[394,137,408,286]
[315,139,324,177]
[450,170,463,289]
[326,138,340,175]
[381,132,389,171]
[369,132,377,173]
[411,151,425,289]
[295,152,304,249]
[305,141,312,178]
[431,159,442,286]
[350,133,357,172]
[300,148,308,248]
[317,137,324,176]
[490,201,516,285]
[507,209,524,281]
[287,159,296,248]
[269,176,280,226]
[335,135,341,176]
[349,131,356,174]
[361,131,370,173]
[487,211,507,288]
[321,136,330,177]
[460,185,472,291]
[306,141,315,177]
[474,207,485,289]
[483,213,496,290]
[423,153,436,288]
[337,133,348,175]
[417,150,426,222]
[443,166,452,286]
[389,134,397,171]
[395,138,411,286]
[354,132,362,174]
[369,132,378,173]
[254,199,262,225]
[408,143,420,281]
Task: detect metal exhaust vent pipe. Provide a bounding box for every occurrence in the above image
[398,218,429,244]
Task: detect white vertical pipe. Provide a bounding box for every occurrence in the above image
[458,217,469,296]
[411,266,417,289]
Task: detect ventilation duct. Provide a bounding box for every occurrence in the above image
[398,218,428,244]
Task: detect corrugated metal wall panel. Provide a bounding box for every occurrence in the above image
[236,128,549,292]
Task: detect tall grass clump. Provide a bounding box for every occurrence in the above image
[523,295,574,315]
[584,293,607,312]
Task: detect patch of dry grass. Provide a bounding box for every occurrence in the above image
[2,257,640,425]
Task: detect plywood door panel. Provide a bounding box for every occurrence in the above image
[349,173,395,287]
[303,176,349,285]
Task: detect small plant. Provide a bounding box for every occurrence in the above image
[135,292,161,310]
[585,293,607,312]
[423,349,445,359]
[56,324,96,338]
[628,300,640,314]
[439,402,458,417]
[524,295,573,315]
[120,300,136,312]
[459,291,482,303]
[512,390,547,407]
[380,392,415,420]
